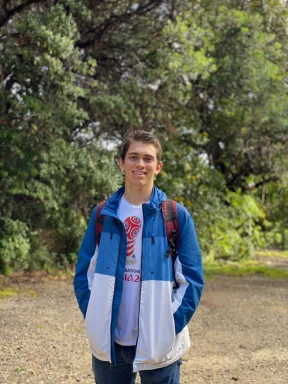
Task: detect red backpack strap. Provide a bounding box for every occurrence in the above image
[95,201,106,246]
[162,199,180,288]
[162,199,180,256]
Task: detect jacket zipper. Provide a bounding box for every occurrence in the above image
[100,205,129,364]
[105,232,114,270]
[135,207,147,362]
[106,214,125,365]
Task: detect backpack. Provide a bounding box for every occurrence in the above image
[95,199,180,288]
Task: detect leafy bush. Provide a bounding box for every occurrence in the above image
[0,219,31,275]
[157,136,265,261]
[205,193,265,261]
[261,178,288,250]
[0,139,122,273]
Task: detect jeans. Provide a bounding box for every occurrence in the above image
[92,343,182,384]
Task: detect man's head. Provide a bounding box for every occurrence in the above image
[120,130,162,163]
[119,130,163,191]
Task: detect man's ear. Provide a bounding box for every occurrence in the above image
[155,161,163,176]
[119,157,125,172]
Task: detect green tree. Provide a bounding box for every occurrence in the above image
[1,0,288,272]
[0,2,121,272]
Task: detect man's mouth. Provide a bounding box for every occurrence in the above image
[132,171,146,175]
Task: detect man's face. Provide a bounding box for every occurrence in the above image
[119,141,162,190]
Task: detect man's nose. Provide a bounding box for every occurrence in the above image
[136,158,145,167]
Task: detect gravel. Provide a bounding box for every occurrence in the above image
[0,272,287,384]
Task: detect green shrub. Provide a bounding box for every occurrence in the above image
[0,219,31,275]
[157,136,265,261]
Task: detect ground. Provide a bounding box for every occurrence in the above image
[0,265,287,384]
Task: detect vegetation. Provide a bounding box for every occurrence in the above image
[204,261,288,280]
[256,250,288,259]
[1,0,288,274]
[0,286,37,299]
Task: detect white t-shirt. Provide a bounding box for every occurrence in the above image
[114,196,144,346]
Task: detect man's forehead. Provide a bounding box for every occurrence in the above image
[127,142,157,157]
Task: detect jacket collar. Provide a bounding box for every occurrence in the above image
[102,186,167,217]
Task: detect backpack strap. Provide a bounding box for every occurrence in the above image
[162,199,180,288]
[95,199,180,288]
[95,201,106,246]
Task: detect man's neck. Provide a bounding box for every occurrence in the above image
[123,186,153,206]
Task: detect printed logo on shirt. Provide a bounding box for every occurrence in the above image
[124,216,141,265]
[123,268,141,283]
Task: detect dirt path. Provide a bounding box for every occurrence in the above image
[0,273,287,384]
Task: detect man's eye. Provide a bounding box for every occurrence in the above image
[145,158,152,162]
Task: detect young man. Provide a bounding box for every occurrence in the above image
[74,130,204,384]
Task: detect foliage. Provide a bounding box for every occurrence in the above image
[0,286,37,299]
[0,2,120,273]
[261,177,288,250]
[157,135,265,261]
[204,261,288,280]
[256,250,288,259]
[169,1,288,192]
[0,0,288,272]
[0,218,31,274]
[206,192,264,261]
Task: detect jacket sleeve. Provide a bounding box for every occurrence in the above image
[172,204,204,334]
[73,207,98,318]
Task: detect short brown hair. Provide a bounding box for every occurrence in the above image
[120,130,162,161]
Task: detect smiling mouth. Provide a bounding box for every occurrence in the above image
[132,171,146,175]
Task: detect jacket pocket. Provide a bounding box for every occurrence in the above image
[85,272,115,360]
[135,280,176,364]
[96,232,120,277]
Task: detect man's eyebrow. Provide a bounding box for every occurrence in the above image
[128,152,155,159]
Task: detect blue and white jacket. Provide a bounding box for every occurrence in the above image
[74,186,204,372]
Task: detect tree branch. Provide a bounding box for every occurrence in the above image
[76,0,163,48]
[3,0,9,11]
[244,176,279,191]
[0,0,43,28]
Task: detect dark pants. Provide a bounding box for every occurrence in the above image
[92,343,182,384]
